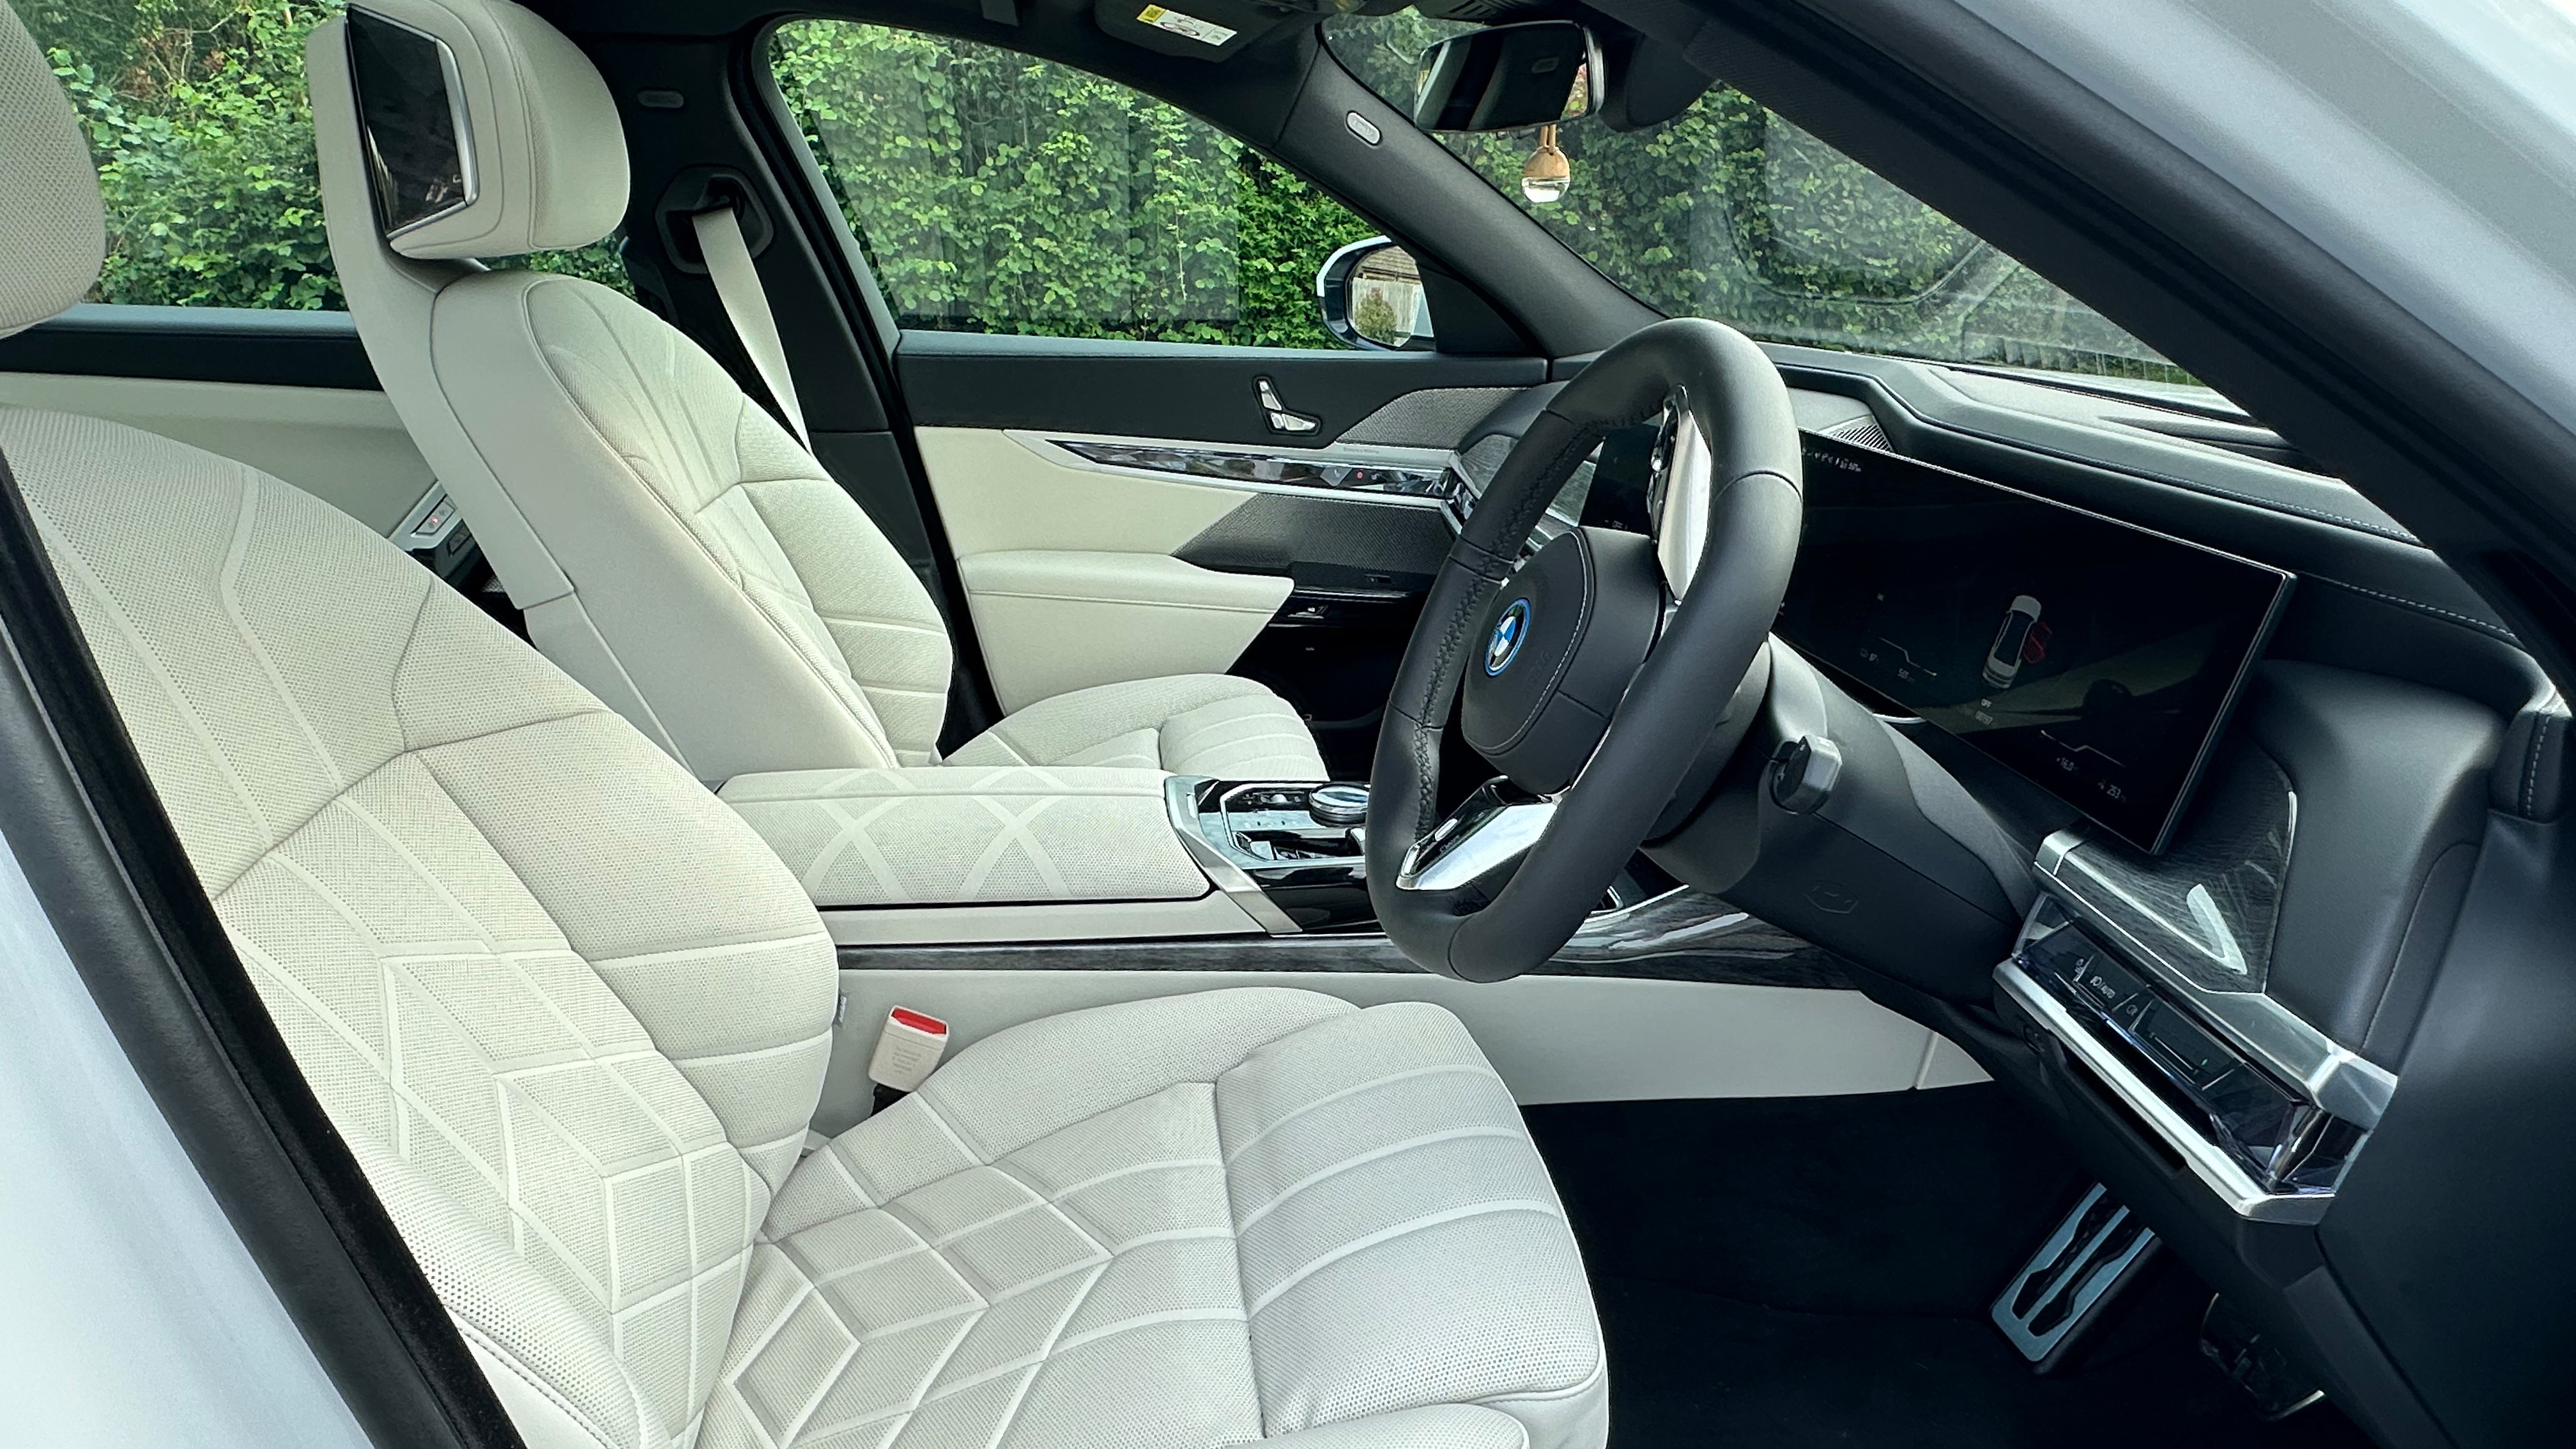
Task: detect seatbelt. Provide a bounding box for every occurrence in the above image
[691,204,811,450]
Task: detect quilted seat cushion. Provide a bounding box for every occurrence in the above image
[703,988,1607,1449]
[949,675,1327,781]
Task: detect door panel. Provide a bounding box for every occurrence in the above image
[910,376,1506,776]
[956,551,1292,712]
[898,332,1542,447]
[916,426,1257,555]
[901,336,1540,778]
[0,369,434,535]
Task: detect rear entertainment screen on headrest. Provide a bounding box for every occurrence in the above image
[347,8,475,237]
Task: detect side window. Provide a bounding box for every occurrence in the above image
[772,20,1382,348]
[21,0,625,310]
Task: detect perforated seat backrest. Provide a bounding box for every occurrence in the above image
[5,395,843,1449]
[305,0,954,780]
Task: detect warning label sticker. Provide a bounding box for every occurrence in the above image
[1137,4,1237,46]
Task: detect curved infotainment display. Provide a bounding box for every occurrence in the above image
[1776,434,2292,852]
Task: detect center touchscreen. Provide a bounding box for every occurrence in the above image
[1775,434,2291,853]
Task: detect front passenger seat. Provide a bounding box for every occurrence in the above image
[308,0,1324,785]
[0,6,1607,1446]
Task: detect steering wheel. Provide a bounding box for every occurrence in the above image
[1365,318,1805,981]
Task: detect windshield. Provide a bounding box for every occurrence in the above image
[1326,12,2188,383]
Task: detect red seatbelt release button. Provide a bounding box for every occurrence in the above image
[868,1007,949,1093]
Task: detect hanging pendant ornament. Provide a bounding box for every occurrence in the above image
[1522,123,1570,205]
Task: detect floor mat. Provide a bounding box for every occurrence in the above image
[1522,1090,2375,1449]
[1593,1272,2372,1449]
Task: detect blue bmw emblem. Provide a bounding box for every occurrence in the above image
[1485,598,1532,676]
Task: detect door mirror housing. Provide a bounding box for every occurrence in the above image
[1317,238,1437,351]
[1410,21,1604,134]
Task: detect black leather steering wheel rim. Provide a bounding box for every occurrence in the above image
[1364,318,1805,981]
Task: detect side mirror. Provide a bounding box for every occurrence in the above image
[1410,21,1603,134]
[1317,238,1436,352]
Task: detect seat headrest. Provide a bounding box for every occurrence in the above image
[334,0,629,261]
[0,2,106,339]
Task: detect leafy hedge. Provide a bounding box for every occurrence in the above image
[772,20,1377,349]
[20,1,2176,379]
[27,0,622,310]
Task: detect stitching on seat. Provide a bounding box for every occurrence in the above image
[814,610,947,635]
[387,567,436,757]
[1245,1200,1565,1317]
[937,1258,1112,1440]
[34,502,283,854]
[218,475,351,793]
[1220,1064,1493,1165]
[911,1087,993,1165]
[586,930,836,974]
[518,280,900,764]
[1050,1306,1248,1356]
[1473,1351,1608,1410]
[1232,1127,1527,1232]
[456,1319,631,1449]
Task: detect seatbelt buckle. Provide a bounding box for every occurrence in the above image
[867,1007,949,1094]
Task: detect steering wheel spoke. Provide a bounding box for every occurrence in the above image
[1395,778,1557,894]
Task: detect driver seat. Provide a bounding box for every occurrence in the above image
[302,0,1324,786]
[0,8,1606,1448]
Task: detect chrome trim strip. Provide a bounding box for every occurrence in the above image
[1163,776,1302,935]
[1396,797,1556,893]
[1007,431,1453,510]
[1650,395,1713,598]
[2035,827,2396,1127]
[1997,960,2331,1225]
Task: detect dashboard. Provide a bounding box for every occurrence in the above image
[1438,372,2562,1448]
[1776,434,2292,852]
[1048,360,2567,1441]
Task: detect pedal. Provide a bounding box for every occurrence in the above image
[2202,1295,2327,1419]
[1991,1183,2161,1371]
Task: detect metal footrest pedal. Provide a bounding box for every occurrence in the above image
[1991,1183,2161,1371]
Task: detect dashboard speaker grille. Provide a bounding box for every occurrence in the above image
[1816,413,1894,452]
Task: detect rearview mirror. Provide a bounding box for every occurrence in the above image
[1411,21,1603,134]
[1317,238,1436,351]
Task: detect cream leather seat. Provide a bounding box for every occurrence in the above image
[304,0,1323,786]
[0,9,1605,1446]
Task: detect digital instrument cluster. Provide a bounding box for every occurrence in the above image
[1775,435,2292,852]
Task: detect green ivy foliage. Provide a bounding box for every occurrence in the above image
[19,1,2179,381]
[773,20,1378,349]
[23,0,626,310]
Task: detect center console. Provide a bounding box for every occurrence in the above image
[1166,777,1374,933]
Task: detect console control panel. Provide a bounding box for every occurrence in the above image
[1167,779,1376,933]
[2003,900,2367,1220]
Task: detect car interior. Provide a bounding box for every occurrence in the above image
[0,0,2569,1447]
